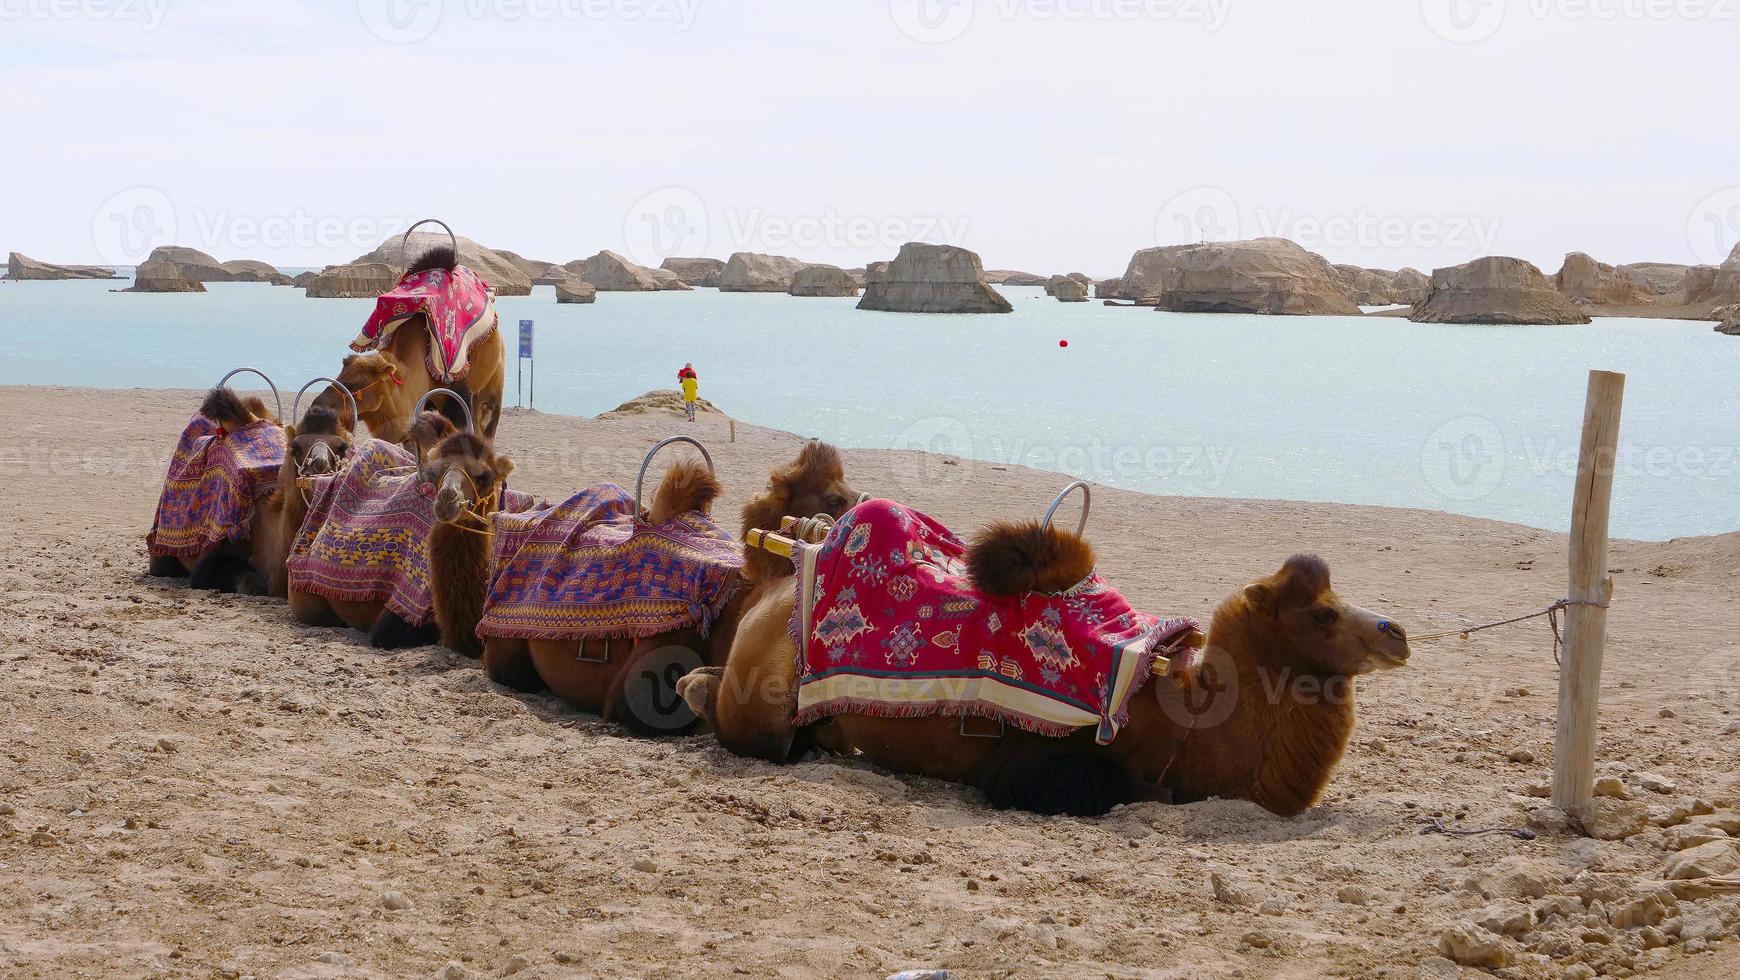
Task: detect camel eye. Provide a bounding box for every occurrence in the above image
[824,494,846,511]
[1312,608,1340,627]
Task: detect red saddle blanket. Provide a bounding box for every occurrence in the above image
[146,415,285,559]
[287,439,534,626]
[478,484,743,642]
[351,264,497,383]
[793,499,1200,743]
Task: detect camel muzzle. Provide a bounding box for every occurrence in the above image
[434,471,467,523]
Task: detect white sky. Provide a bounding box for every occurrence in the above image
[3,0,1737,275]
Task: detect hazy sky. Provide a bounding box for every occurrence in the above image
[4,0,1737,275]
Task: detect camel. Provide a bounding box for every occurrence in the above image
[472,440,861,738]
[184,390,355,596]
[679,514,1412,818]
[313,246,505,446]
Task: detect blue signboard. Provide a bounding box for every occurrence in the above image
[518,319,534,358]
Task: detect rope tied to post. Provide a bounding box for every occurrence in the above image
[1409,597,1610,665]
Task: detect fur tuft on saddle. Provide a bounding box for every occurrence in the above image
[351,261,497,384]
[794,499,1200,744]
[478,484,744,642]
[146,410,286,559]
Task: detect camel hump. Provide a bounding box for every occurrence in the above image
[200,387,258,431]
[967,520,1097,597]
[649,458,723,524]
[407,410,458,447]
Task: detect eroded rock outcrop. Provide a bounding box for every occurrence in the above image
[1410,257,1592,325]
[1094,277,1122,299]
[123,256,206,293]
[304,262,398,299]
[650,268,693,291]
[563,250,666,292]
[1054,279,1089,302]
[1331,265,1431,307]
[660,257,726,288]
[857,243,1012,314]
[718,252,807,292]
[531,265,571,286]
[1619,262,1693,296]
[1117,238,1361,315]
[495,251,559,281]
[555,280,598,304]
[1045,273,1093,296]
[220,259,293,286]
[986,270,1047,286]
[4,252,115,280]
[789,264,860,297]
[1554,252,1647,306]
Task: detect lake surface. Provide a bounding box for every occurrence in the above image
[1,278,1733,541]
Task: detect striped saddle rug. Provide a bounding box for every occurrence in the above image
[793,499,1200,744]
[287,439,534,626]
[478,484,743,642]
[146,415,285,559]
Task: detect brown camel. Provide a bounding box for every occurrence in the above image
[417,412,517,659]
[314,247,505,446]
[150,388,284,582]
[473,440,860,737]
[680,517,1411,817]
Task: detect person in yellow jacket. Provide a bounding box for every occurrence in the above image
[678,363,699,422]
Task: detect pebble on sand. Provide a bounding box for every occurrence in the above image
[381,891,415,911]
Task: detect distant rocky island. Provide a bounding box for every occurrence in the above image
[12,221,1739,332]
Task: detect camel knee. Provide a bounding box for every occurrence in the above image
[676,667,723,722]
[148,555,189,579]
[290,593,343,627]
[369,611,439,650]
[482,640,542,694]
[605,641,707,738]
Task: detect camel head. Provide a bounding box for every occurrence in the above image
[283,404,354,479]
[740,441,861,581]
[1226,555,1410,677]
[410,412,513,526]
[328,352,406,433]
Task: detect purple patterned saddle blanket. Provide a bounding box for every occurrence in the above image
[146,414,285,559]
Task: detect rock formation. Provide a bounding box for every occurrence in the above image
[789,264,861,297]
[123,256,206,293]
[304,263,398,299]
[1683,266,1720,305]
[1553,252,1646,306]
[292,271,319,289]
[986,270,1047,286]
[1116,238,1361,315]
[219,259,293,285]
[650,268,693,291]
[1717,306,1739,335]
[1391,268,1432,305]
[1409,257,1592,325]
[1053,279,1089,302]
[495,251,559,281]
[555,280,597,304]
[4,252,115,280]
[856,243,1012,314]
[563,251,666,292]
[660,257,726,288]
[717,252,807,292]
[1329,265,1432,307]
[1044,273,1093,296]
[1713,243,1740,304]
[1094,277,1122,299]
[1618,262,1693,296]
[531,265,571,286]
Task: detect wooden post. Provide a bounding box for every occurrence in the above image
[730,419,736,443]
[1552,370,1625,826]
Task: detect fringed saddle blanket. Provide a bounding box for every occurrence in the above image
[287,439,534,626]
[793,499,1201,744]
[478,484,743,642]
[146,415,286,559]
[351,264,497,383]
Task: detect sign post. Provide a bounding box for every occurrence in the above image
[518,319,535,410]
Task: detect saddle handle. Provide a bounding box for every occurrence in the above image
[634,435,715,519]
[215,368,283,422]
[292,377,358,432]
[398,218,460,276]
[1041,480,1092,537]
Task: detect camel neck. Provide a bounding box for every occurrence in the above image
[429,518,491,657]
[1161,618,1358,817]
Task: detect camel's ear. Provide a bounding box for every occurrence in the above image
[283,423,299,441]
[407,411,457,446]
[495,456,515,479]
[1242,582,1277,615]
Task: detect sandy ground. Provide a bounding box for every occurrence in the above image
[2,385,1738,980]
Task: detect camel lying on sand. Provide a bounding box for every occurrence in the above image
[680,511,1411,817]
[314,247,506,446]
[185,391,355,596]
[146,388,283,581]
[452,440,860,737]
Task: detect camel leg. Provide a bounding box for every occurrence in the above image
[482,638,542,693]
[968,733,1148,818]
[190,552,264,595]
[290,591,344,628]
[369,610,440,650]
[712,595,803,763]
[604,634,707,737]
[148,555,189,579]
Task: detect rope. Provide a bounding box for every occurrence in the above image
[1418,817,1536,842]
[1408,598,1609,666]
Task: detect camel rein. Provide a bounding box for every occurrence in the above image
[1407,597,1609,666]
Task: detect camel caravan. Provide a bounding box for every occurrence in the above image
[142,221,1413,817]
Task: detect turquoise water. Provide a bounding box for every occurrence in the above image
[1,279,1734,541]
